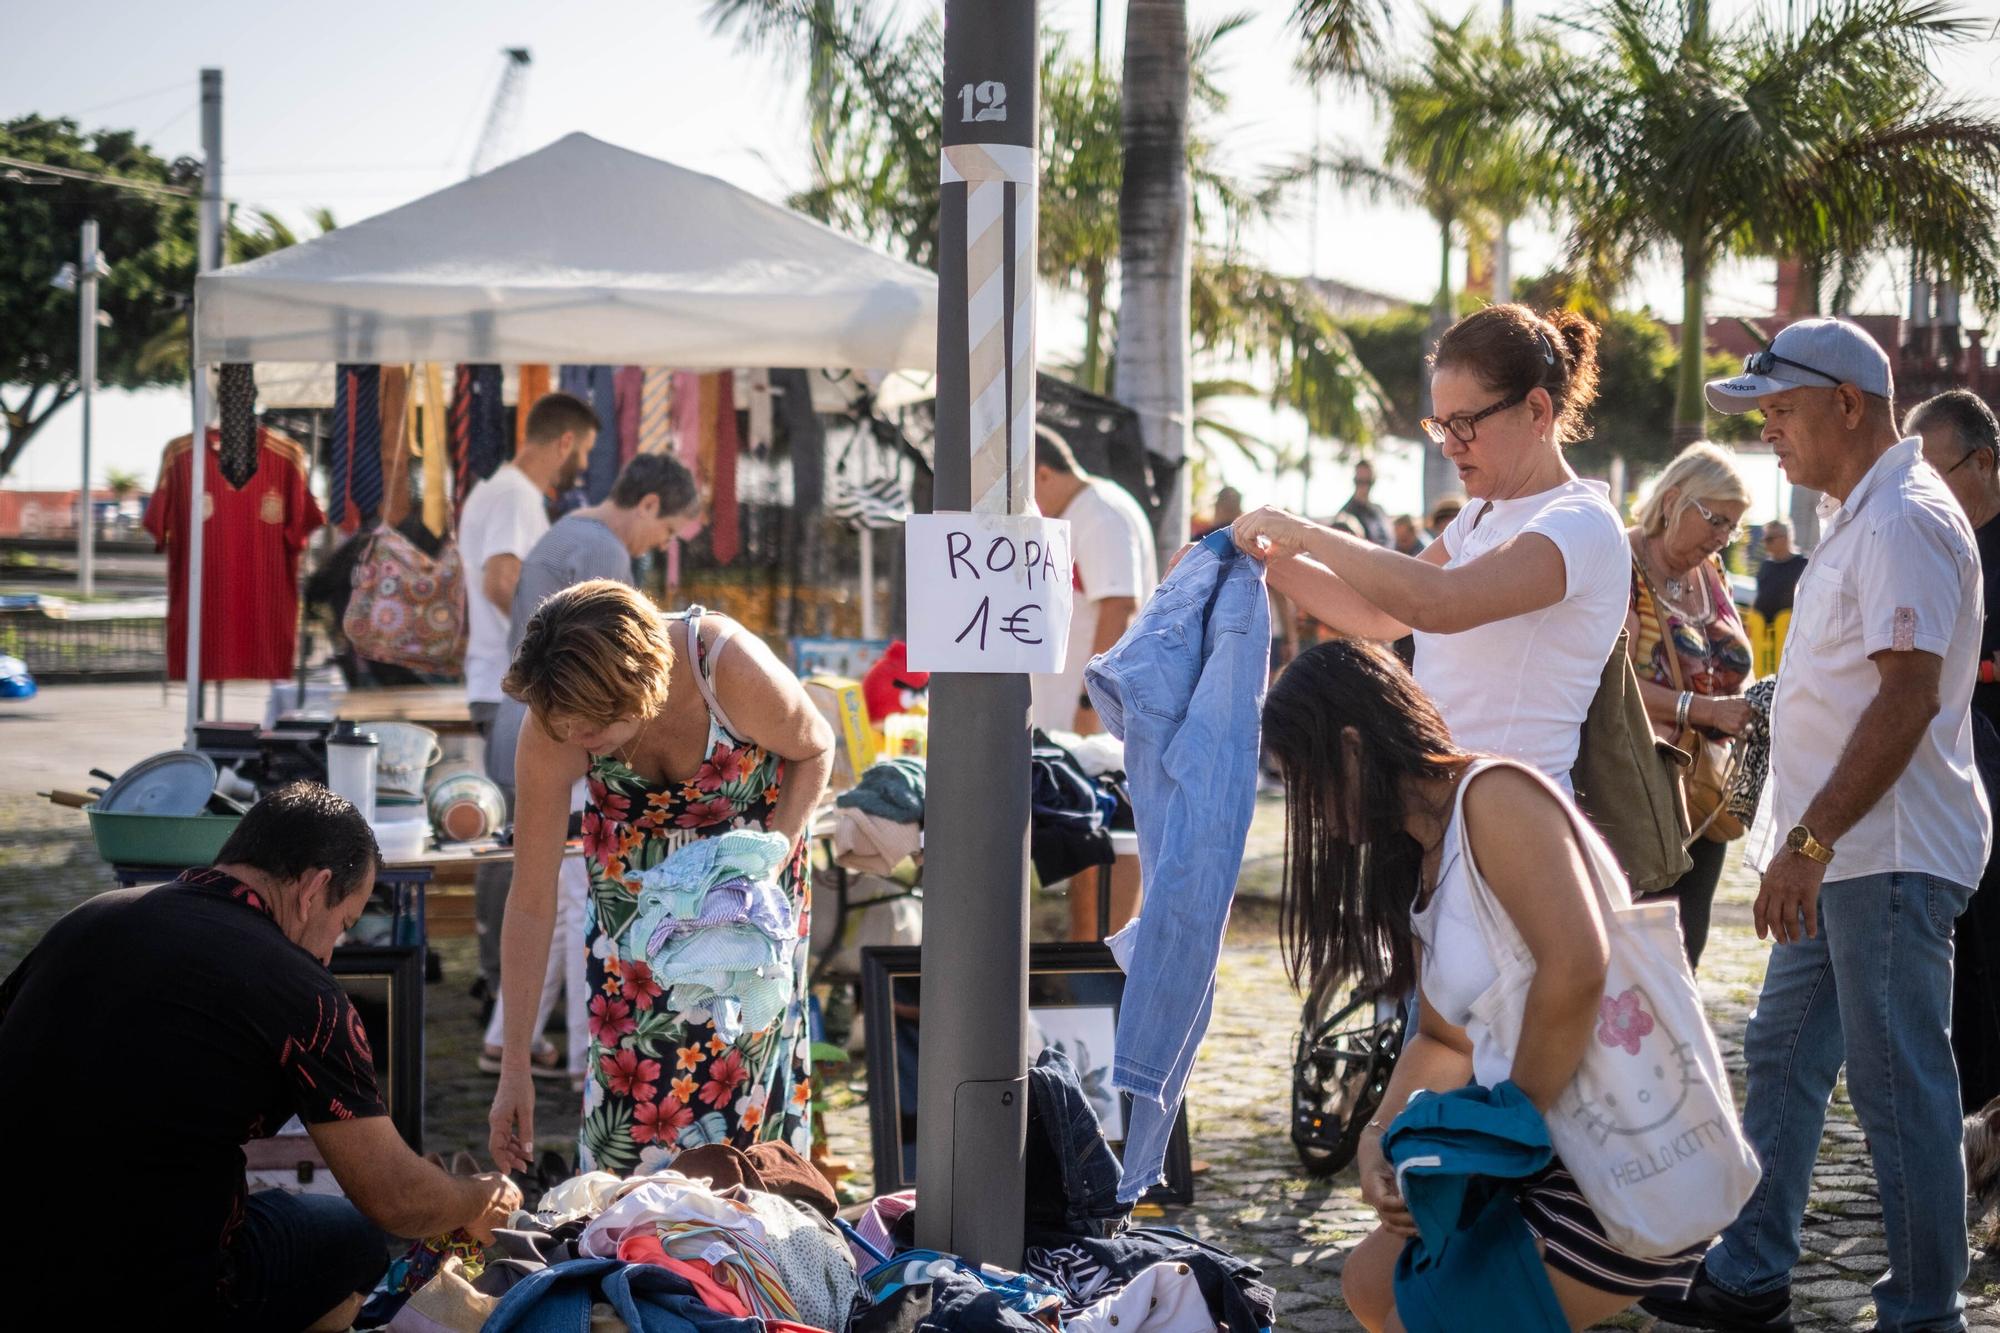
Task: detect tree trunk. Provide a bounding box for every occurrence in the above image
[1116,0,1193,559]
[1673,245,1707,444]
[0,383,78,484]
[1421,218,1457,506]
[1082,260,1108,393]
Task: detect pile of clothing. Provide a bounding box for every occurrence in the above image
[369,1142,857,1332]
[364,1053,1273,1332]
[828,1049,1276,1333]
[831,758,925,875]
[1028,731,1134,887]
[622,830,798,1042]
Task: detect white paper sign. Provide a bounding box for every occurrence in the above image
[905,512,1073,673]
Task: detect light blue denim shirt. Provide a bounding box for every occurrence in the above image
[1085,528,1269,1200]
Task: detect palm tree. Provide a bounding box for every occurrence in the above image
[707,0,1385,497]
[1117,0,1194,548]
[1290,0,1395,83]
[1545,0,2000,438]
[1313,10,1566,500]
[135,207,338,378]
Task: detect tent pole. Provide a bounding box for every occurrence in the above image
[184,67,222,746]
[916,0,1038,1268]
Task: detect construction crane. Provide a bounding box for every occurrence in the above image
[469,48,532,177]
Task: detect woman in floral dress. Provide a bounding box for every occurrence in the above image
[486,580,832,1176]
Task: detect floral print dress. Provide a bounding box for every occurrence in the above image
[576,608,813,1175]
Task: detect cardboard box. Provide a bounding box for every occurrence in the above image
[804,675,876,790]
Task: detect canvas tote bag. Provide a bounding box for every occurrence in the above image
[1572,630,1694,893]
[1453,758,1760,1258]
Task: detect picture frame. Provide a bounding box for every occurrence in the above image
[860,942,1194,1204]
[330,943,426,1152]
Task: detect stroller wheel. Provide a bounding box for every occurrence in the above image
[1290,981,1408,1176]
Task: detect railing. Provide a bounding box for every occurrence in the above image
[0,609,164,682]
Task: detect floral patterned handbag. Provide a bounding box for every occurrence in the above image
[342,522,468,674]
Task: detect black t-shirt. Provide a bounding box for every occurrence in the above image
[0,869,385,1315]
[1977,517,2000,727]
[1753,553,1809,622]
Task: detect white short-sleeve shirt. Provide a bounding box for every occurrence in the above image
[1412,478,1629,784]
[1746,438,1992,886]
[1032,477,1158,733]
[457,465,551,704]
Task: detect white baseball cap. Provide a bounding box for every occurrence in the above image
[1704,318,1894,415]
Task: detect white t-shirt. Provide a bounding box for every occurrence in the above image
[1032,477,1159,733]
[457,465,550,703]
[1745,438,1992,886]
[1412,478,1627,783]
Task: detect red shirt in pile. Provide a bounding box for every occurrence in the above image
[144,426,325,681]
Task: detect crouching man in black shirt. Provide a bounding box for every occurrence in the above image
[0,782,521,1332]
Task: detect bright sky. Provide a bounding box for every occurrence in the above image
[5,0,1999,519]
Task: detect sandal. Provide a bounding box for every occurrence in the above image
[480,1042,566,1079]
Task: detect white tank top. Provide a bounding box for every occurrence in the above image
[1409,765,1513,1089]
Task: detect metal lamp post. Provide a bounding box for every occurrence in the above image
[55,222,112,596]
[916,0,1040,1267]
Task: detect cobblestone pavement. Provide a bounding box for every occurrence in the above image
[9,739,2000,1328]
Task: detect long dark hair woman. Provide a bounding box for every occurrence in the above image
[1264,639,1707,1330]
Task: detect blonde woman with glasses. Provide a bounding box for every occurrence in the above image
[1626,443,1755,968]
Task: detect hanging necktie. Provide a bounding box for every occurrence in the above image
[217,364,259,489]
[586,365,620,504]
[710,371,740,564]
[747,368,773,461]
[379,366,412,528]
[416,362,450,537]
[452,364,506,512]
[515,364,550,449]
[613,366,643,468]
[452,364,474,508]
[638,368,673,455]
[329,366,382,533]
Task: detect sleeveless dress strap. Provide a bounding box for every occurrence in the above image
[679,607,748,742]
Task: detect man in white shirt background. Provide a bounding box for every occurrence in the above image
[458,390,597,1015]
[1030,427,1158,736]
[1647,320,1990,1333]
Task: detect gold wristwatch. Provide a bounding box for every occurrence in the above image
[1785,824,1835,866]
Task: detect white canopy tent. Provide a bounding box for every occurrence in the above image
[195,132,937,369]
[181,131,939,725]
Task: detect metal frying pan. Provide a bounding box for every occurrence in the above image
[94,751,219,817]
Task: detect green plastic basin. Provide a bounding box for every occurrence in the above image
[85,805,243,868]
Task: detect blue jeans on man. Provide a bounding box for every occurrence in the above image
[1705,871,1973,1332]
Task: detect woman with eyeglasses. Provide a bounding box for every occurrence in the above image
[1229,304,1628,791]
[1625,443,1756,968]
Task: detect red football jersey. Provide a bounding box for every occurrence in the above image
[145,427,325,681]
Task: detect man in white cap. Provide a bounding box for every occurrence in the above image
[1645,319,1990,1331]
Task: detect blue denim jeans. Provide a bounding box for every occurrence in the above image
[212,1191,387,1333]
[1084,529,1269,1201]
[1707,871,1974,1332]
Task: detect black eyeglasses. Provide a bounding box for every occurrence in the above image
[1744,349,1843,387]
[1420,389,1529,445]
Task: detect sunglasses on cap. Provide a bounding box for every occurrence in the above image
[1742,349,1842,387]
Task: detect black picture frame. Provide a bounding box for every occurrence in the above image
[330,943,426,1152]
[860,942,1194,1205]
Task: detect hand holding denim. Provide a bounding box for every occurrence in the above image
[1084,530,1269,1201]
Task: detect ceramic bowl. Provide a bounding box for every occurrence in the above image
[426,766,507,842]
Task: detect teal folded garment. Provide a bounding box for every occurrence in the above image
[835,756,926,824]
[1382,1080,1568,1333]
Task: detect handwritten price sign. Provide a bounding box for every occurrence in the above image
[906,512,1073,673]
